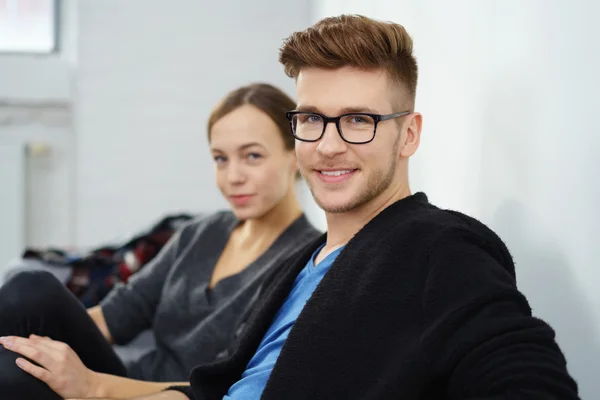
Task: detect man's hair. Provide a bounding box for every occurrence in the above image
[207,83,296,150]
[279,15,418,108]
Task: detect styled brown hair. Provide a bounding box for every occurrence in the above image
[279,15,418,108]
[207,83,296,150]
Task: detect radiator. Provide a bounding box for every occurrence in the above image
[0,143,26,270]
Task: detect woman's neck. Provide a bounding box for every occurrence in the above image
[235,186,303,246]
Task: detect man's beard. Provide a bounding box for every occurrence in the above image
[301,138,399,214]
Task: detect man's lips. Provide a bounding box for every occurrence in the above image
[317,169,357,176]
[314,168,358,183]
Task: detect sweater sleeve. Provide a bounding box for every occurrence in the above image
[421,227,580,399]
[99,228,184,345]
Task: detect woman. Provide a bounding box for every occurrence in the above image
[0,83,320,399]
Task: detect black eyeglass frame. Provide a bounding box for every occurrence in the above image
[285,110,412,144]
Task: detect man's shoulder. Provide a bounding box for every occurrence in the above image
[404,207,514,275]
[347,201,516,287]
[371,200,485,238]
[362,199,511,264]
[381,198,502,241]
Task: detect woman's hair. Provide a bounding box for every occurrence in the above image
[207,83,296,150]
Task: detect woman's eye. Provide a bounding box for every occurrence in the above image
[213,155,226,163]
[247,153,262,160]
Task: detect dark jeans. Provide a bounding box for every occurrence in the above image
[0,270,127,399]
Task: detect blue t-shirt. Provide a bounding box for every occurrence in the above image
[223,243,343,400]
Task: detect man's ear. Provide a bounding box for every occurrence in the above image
[400,112,422,158]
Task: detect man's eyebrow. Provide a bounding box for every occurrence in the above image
[294,105,379,115]
[294,105,320,113]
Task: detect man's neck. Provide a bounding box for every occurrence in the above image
[317,183,411,264]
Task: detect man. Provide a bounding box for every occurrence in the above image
[157,14,578,400]
[17,14,580,400]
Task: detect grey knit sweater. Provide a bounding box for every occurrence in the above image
[100,211,320,381]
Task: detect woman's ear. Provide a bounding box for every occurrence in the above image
[287,150,299,180]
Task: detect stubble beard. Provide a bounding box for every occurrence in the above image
[302,138,400,214]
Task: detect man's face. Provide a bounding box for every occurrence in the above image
[295,66,420,214]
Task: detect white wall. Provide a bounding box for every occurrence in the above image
[0,143,25,268]
[74,0,322,245]
[311,0,600,397]
[1,0,324,250]
[0,0,78,248]
[0,104,74,247]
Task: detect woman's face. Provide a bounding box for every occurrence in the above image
[210,104,297,220]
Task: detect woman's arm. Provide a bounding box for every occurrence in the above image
[0,335,191,400]
[87,306,114,344]
[98,228,186,345]
[72,391,191,400]
[90,372,190,399]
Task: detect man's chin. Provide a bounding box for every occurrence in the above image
[307,181,364,213]
[314,196,357,214]
[319,204,351,214]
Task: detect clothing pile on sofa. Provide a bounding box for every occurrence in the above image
[19,214,194,307]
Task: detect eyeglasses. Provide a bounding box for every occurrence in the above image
[285,110,411,144]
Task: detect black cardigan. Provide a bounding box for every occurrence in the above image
[173,192,579,399]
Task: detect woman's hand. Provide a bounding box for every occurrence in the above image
[0,334,102,399]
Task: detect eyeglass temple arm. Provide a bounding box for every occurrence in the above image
[379,111,412,121]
